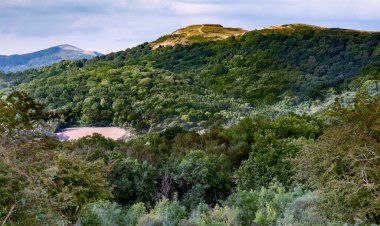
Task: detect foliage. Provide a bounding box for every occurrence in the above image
[0,90,58,142]
[80,201,147,226]
[226,190,259,225]
[294,94,380,223]
[0,91,61,225]
[48,154,112,223]
[125,202,147,226]
[252,182,304,225]
[138,198,187,226]
[72,133,118,161]
[186,203,239,226]
[228,182,313,225]
[270,113,323,139]
[173,150,233,209]
[80,200,125,226]
[277,192,330,226]
[236,132,305,190]
[1,26,380,131]
[1,24,380,224]
[107,158,157,206]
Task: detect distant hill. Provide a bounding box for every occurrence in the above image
[1,24,379,131]
[0,44,102,72]
[150,24,247,49]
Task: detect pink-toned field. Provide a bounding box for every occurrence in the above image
[55,127,130,141]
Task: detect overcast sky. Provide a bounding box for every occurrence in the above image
[1,0,380,55]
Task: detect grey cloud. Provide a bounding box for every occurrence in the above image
[0,0,379,55]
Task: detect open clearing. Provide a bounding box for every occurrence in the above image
[55,127,131,141]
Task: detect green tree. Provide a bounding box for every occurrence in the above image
[48,154,112,223]
[107,158,157,206]
[173,150,233,208]
[0,91,60,225]
[270,113,323,139]
[236,131,304,190]
[0,90,57,142]
[294,95,380,224]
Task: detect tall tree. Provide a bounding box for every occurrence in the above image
[294,95,380,224]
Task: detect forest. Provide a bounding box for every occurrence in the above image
[0,90,379,225]
[1,24,380,131]
[0,24,380,225]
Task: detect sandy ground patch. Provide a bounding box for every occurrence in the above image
[55,127,130,141]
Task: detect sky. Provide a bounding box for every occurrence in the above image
[1,0,380,55]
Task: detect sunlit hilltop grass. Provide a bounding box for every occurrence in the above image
[150,24,247,49]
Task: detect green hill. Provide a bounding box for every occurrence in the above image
[1,24,379,130]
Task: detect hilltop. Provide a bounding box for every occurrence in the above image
[259,23,379,34]
[150,24,247,49]
[0,44,102,72]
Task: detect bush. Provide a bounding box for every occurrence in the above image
[80,201,147,226]
[277,192,330,225]
[227,190,259,225]
[270,113,323,139]
[184,203,239,226]
[80,200,125,226]
[253,182,304,225]
[125,202,147,226]
[228,182,308,225]
[138,198,187,226]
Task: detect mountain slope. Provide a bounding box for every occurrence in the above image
[0,44,102,72]
[150,24,247,49]
[1,24,380,131]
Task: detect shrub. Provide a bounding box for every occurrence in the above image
[125,202,147,226]
[185,203,239,226]
[228,182,308,225]
[138,198,187,226]
[80,200,125,226]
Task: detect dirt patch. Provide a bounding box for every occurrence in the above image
[55,127,131,141]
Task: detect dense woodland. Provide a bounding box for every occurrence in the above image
[0,91,379,225]
[0,24,380,225]
[1,25,380,130]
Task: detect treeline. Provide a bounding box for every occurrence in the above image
[1,91,379,225]
[1,25,380,130]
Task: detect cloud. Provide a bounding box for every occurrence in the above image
[166,0,380,20]
[0,0,379,55]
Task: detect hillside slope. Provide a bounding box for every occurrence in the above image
[150,24,247,49]
[1,24,379,131]
[0,44,102,72]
